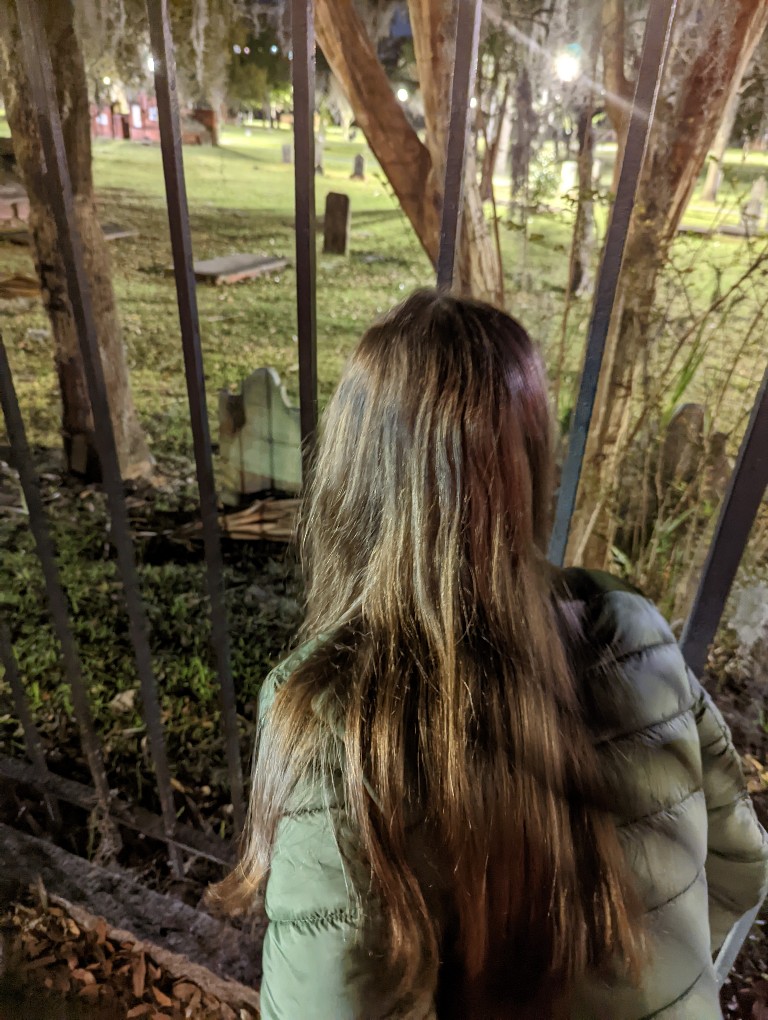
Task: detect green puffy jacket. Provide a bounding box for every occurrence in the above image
[256,569,768,1019]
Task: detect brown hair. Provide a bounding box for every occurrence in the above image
[221,290,643,1015]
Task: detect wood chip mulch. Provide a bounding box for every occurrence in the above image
[0,887,258,1019]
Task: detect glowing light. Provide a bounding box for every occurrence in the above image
[554,51,580,83]
[147,56,155,73]
[469,97,478,109]
[103,76,111,85]
[233,44,242,54]
[270,45,278,54]
[396,87,409,102]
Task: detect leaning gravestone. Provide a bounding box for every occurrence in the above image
[658,403,705,492]
[351,154,365,180]
[281,143,292,165]
[323,193,351,255]
[218,368,302,506]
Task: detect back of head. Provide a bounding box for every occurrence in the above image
[244,290,643,1015]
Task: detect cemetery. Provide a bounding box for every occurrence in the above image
[0,0,767,1016]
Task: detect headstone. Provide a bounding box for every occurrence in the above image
[218,368,302,505]
[193,253,288,285]
[741,176,766,236]
[659,403,705,491]
[351,154,365,180]
[559,160,578,197]
[281,143,292,165]
[323,193,351,255]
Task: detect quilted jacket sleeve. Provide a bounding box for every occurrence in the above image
[689,671,768,951]
[257,665,437,1020]
[260,803,365,1020]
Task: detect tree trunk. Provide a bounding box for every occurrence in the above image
[316,0,502,303]
[569,105,596,298]
[569,0,768,567]
[480,76,510,202]
[601,0,633,192]
[701,45,755,202]
[0,0,151,481]
[408,0,502,300]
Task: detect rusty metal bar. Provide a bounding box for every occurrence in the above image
[0,619,60,826]
[291,0,318,468]
[147,0,245,833]
[436,0,482,291]
[15,0,182,875]
[681,364,768,676]
[0,334,111,820]
[548,0,678,566]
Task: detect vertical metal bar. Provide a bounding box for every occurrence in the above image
[548,0,678,566]
[0,617,61,826]
[291,0,318,469]
[681,364,768,676]
[15,0,182,875]
[436,0,482,291]
[0,335,111,816]
[147,0,245,832]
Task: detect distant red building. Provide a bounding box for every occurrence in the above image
[90,93,214,145]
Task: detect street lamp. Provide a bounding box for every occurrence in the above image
[555,49,581,84]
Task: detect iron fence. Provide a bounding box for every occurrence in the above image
[0,0,766,990]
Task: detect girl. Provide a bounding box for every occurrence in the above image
[221,291,767,1018]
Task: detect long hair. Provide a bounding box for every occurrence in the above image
[222,290,644,1015]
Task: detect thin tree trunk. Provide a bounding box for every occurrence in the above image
[701,47,754,202]
[569,105,596,298]
[569,0,768,568]
[601,0,633,192]
[0,0,151,481]
[480,76,510,202]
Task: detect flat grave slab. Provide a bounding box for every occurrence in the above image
[193,253,288,285]
[0,221,137,246]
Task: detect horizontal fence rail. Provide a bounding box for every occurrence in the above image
[147,0,245,833]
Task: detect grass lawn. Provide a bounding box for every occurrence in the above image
[0,122,765,455]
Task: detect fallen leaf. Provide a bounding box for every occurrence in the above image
[132,951,147,997]
[72,968,96,985]
[152,986,173,1007]
[126,1006,154,1018]
[172,981,198,1002]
